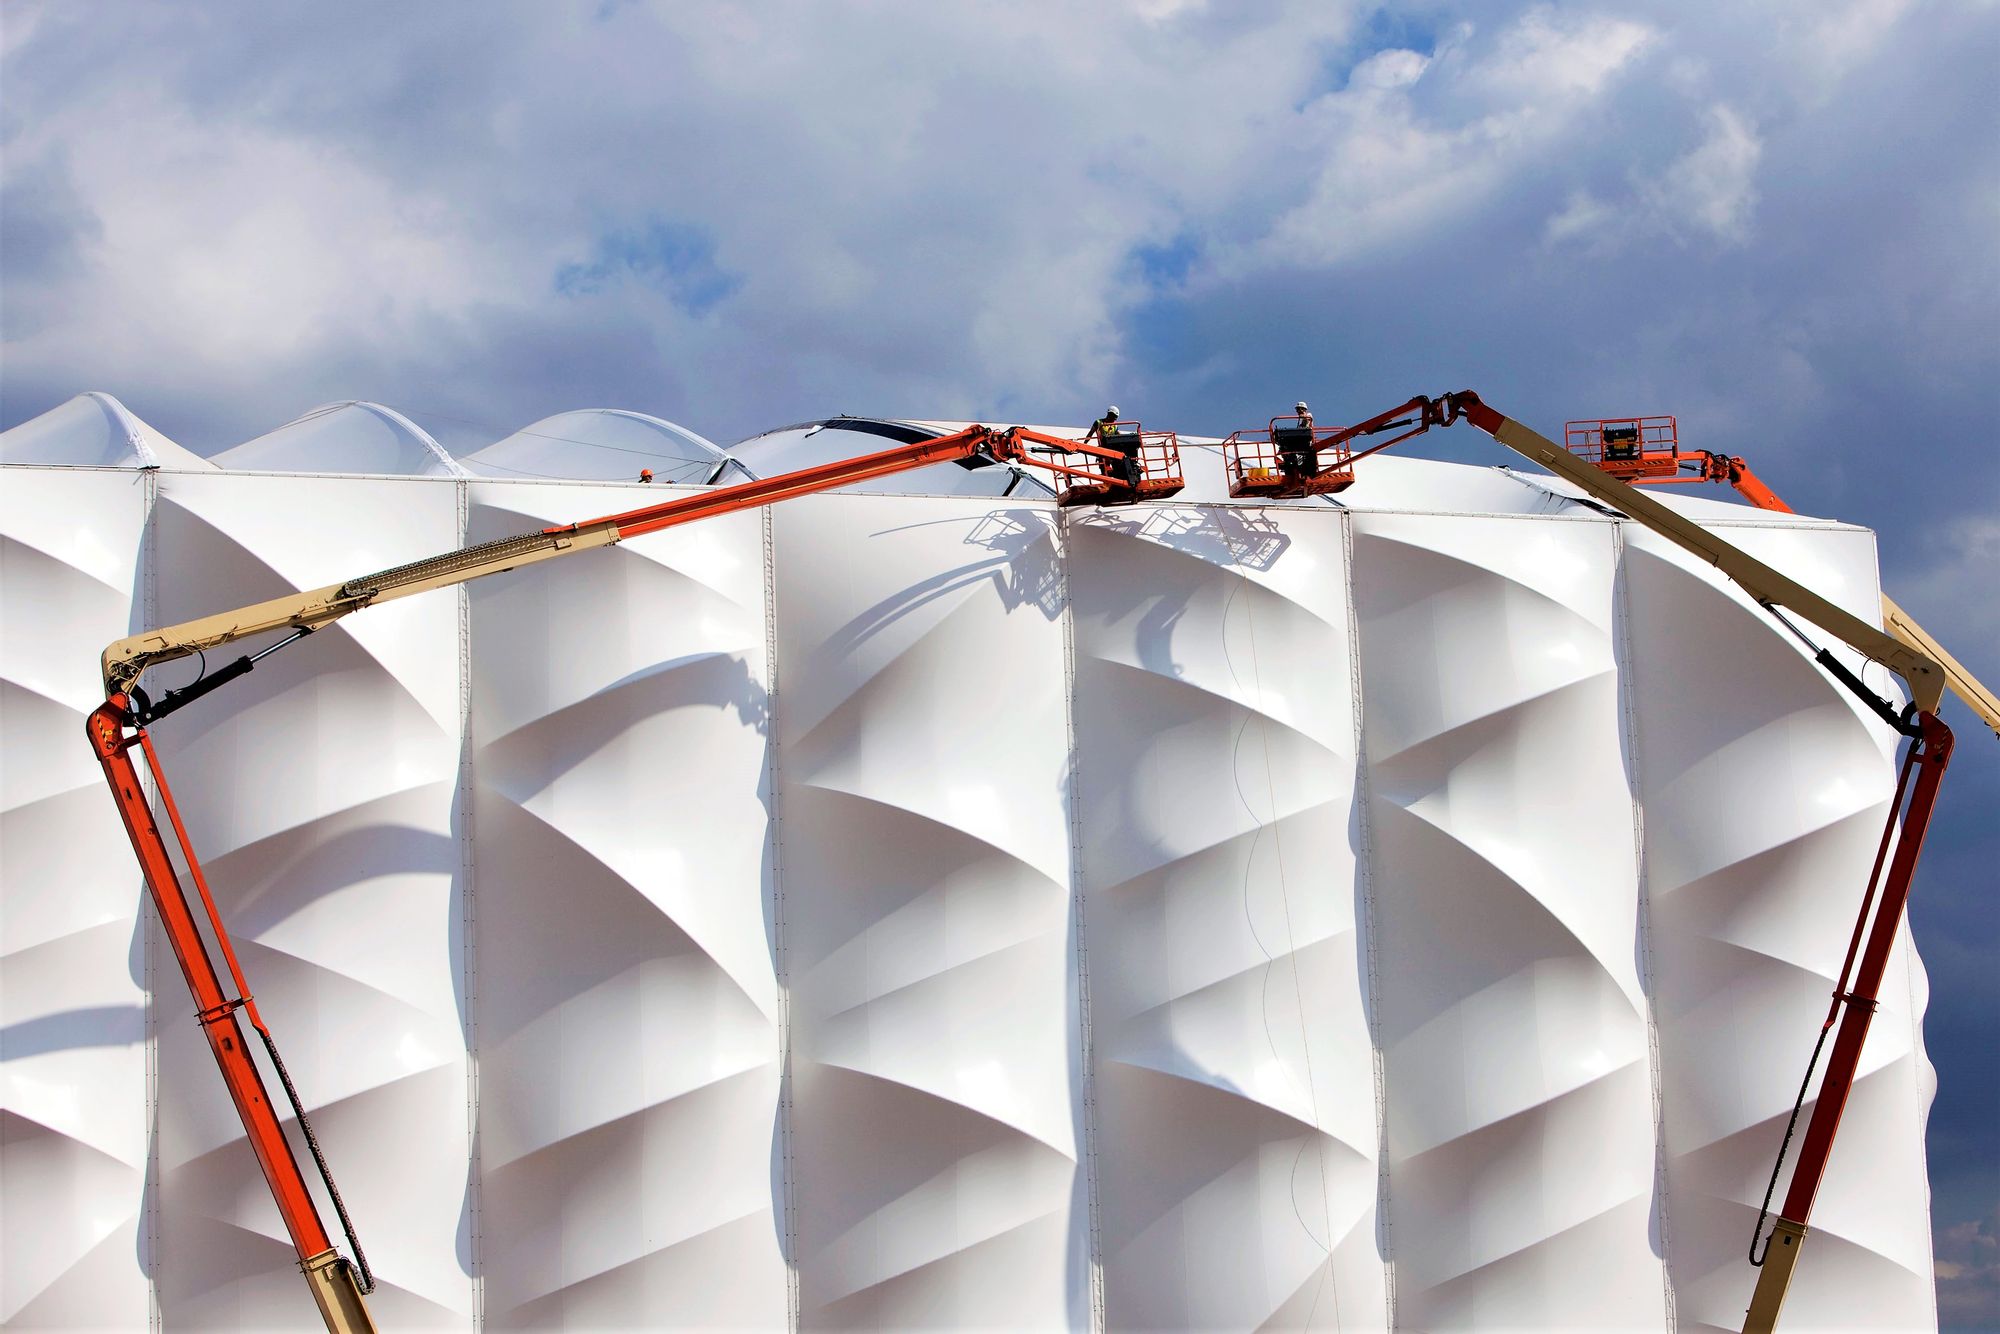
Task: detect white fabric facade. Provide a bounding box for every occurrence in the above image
[0,400,1937,1332]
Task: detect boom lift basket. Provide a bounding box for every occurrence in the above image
[1565,415,1682,481]
[1044,423,1185,506]
[1223,416,1357,498]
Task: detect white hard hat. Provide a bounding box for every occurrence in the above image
[1106,405,1120,417]
[1296,401,1310,414]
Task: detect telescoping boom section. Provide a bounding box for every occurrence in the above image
[86,421,1181,1333]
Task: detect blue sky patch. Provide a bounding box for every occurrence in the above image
[1131,233,1200,290]
[1306,4,1443,103]
[556,219,742,316]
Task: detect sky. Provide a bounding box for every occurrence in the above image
[3,0,1996,1324]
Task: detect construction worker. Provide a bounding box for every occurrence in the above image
[639,468,654,483]
[1276,402,1317,480]
[1089,405,1142,490]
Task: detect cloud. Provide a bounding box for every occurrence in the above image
[1936,1209,2000,1330]
[1221,9,1656,273]
[1785,0,1919,100]
[1459,4,1653,101]
[0,2,1384,440]
[1547,103,1762,251]
[1651,105,1761,242]
[2,0,1997,1298]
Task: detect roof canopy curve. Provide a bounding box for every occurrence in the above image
[0,391,211,469]
[458,408,742,484]
[729,417,1058,499]
[210,401,466,477]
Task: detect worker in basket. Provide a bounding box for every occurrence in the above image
[1088,404,1144,490]
[1275,400,1318,481]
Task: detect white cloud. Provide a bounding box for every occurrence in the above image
[1784,0,1917,100]
[1649,104,1761,244]
[1543,189,1616,248]
[1462,4,1654,100]
[0,0,1985,471]
[1543,103,1761,251]
[1227,8,1656,273]
[0,2,1382,439]
[1347,47,1429,91]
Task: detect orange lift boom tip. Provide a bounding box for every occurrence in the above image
[1564,414,1794,512]
[89,396,1992,1333]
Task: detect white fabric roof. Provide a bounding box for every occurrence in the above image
[457,408,742,484]
[0,393,1835,528]
[0,391,211,469]
[210,401,465,476]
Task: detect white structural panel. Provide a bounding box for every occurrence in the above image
[0,444,1941,1333]
[1068,505,1385,1330]
[1,468,152,1330]
[144,473,471,1329]
[1624,522,1935,1334]
[772,495,1087,1328]
[465,483,783,1328]
[1352,512,1664,1330]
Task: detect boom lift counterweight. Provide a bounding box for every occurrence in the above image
[89,422,1182,1333]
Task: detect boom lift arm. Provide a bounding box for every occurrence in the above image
[1565,415,2000,735]
[1564,415,1794,512]
[1228,391,1969,1333]
[88,423,1183,1333]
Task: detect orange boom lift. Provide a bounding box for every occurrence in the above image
[1564,414,1793,511]
[88,423,1181,1333]
[1569,412,1998,742]
[1224,391,1995,1334]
